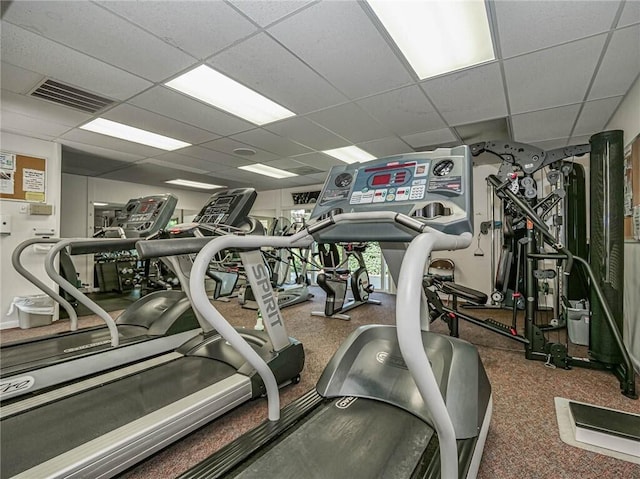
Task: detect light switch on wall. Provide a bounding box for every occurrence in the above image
[0,215,12,235]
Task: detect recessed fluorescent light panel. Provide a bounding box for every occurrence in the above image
[323,146,376,164]
[80,118,191,151]
[238,163,298,179]
[368,0,495,79]
[165,179,224,190]
[166,65,296,125]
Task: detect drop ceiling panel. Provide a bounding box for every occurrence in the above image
[200,138,279,163]
[62,148,133,176]
[59,129,168,158]
[421,63,508,126]
[290,152,344,170]
[589,25,640,100]
[401,128,458,149]
[504,35,607,114]
[211,33,347,114]
[618,0,640,28]
[98,163,214,185]
[98,0,257,61]
[263,158,309,170]
[494,1,619,58]
[306,103,391,143]
[143,153,217,174]
[1,22,152,100]
[268,1,414,99]
[573,96,623,137]
[128,86,252,136]
[511,105,581,143]
[3,2,195,82]
[0,62,43,94]
[229,0,314,27]
[1,110,71,137]
[230,128,312,157]
[357,85,445,136]
[265,117,349,151]
[357,137,413,158]
[102,104,215,145]
[59,140,143,163]
[179,146,254,168]
[1,90,92,126]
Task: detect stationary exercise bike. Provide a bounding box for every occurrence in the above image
[311,242,380,320]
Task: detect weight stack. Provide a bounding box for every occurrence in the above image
[588,130,624,364]
[565,163,589,300]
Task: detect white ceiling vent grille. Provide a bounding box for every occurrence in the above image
[29,79,115,113]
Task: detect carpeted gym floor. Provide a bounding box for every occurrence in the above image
[2,286,638,479]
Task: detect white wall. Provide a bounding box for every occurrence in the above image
[60,173,211,285]
[606,74,640,146]
[0,132,62,329]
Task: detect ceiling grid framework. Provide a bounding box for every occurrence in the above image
[0,0,639,191]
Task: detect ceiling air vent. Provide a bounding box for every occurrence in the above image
[29,79,115,113]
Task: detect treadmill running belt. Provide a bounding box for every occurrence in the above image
[1,356,235,478]
[232,397,435,479]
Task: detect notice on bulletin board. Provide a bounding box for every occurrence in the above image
[23,168,45,192]
[0,153,16,195]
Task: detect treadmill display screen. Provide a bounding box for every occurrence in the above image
[371,174,391,186]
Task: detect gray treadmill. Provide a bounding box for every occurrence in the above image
[0,187,305,479]
[0,194,205,400]
[180,146,493,479]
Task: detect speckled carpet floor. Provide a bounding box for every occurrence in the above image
[2,286,638,479]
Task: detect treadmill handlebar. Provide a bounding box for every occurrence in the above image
[136,237,212,259]
[68,237,139,255]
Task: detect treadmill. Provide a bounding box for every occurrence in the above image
[180,146,492,479]
[0,194,205,400]
[0,187,304,479]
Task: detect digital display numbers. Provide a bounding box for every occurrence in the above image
[371,174,391,186]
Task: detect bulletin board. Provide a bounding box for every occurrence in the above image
[0,152,47,202]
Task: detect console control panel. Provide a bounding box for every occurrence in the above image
[192,188,257,227]
[111,194,178,238]
[310,146,472,237]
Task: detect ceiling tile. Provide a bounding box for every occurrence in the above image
[290,152,344,171]
[505,35,607,114]
[103,104,216,145]
[210,32,348,114]
[1,89,92,126]
[128,86,253,136]
[573,96,623,137]
[98,0,258,60]
[98,162,216,185]
[0,62,44,94]
[268,1,414,99]
[454,118,510,144]
[401,129,458,149]
[179,146,254,168]
[589,25,640,100]
[230,128,312,157]
[0,109,71,137]
[306,103,391,143]
[143,154,215,174]
[200,138,278,163]
[421,63,508,126]
[263,158,309,170]
[62,147,134,176]
[59,140,144,163]
[511,105,581,143]
[3,2,195,82]
[356,85,445,136]
[356,137,412,158]
[265,117,349,151]
[1,22,151,100]
[618,0,640,28]
[229,0,314,27]
[494,1,620,58]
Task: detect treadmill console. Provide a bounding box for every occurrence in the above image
[310,146,472,239]
[192,188,257,227]
[109,194,178,238]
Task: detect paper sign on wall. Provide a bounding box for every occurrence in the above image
[0,153,16,195]
[23,169,45,193]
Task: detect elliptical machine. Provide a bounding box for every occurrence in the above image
[312,242,381,320]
